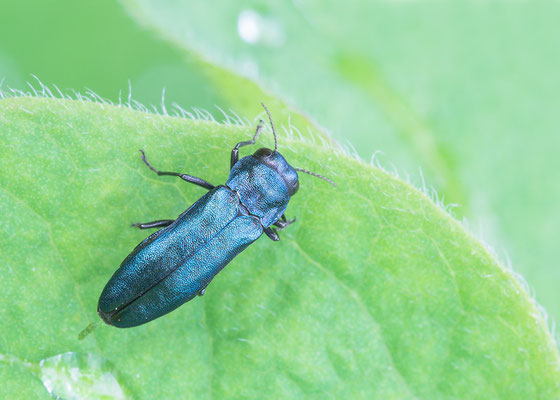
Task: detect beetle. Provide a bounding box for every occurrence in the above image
[97,104,334,328]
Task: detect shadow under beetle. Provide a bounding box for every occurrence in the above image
[98,104,335,328]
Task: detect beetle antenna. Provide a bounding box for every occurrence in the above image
[261,102,278,152]
[295,167,337,187]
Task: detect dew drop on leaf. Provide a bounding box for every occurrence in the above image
[38,352,127,400]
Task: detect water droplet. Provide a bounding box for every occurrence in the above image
[238,10,260,44]
[237,9,285,46]
[39,352,127,400]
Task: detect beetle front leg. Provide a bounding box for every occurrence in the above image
[131,219,175,229]
[230,120,264,169]
[139,150,215,190]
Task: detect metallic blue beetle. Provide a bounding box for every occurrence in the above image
[98,105,334,328]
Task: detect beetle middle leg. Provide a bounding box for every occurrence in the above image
[131,219,174,229]
[273,214,296,231]
[263,227,280,241]
[139,150,215,190]
[230,120,264,169]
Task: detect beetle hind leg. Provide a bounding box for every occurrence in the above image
[198,281,211,296]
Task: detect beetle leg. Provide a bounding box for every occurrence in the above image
[263,227,280,241]
[273,215,296,231]
[198,282,210,296]
[139,150,215,190]
[131,219,175,229]
[230,120,264,169]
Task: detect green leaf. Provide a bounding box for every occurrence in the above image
[1,96,559,398]
[0,0,324,141]
[120,0,465,200]
[120,0,560,343]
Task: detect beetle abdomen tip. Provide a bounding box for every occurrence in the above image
[97,306,115,326]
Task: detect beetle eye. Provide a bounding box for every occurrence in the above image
[292,179,299,195]
[253,148,273,158]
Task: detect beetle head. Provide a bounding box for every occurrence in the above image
[250,103,335,193]
[253,148,299,196]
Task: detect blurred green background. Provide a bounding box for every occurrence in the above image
[1,0,559,334]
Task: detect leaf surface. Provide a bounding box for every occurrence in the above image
[121,0,560,337]
[0,97,558,399]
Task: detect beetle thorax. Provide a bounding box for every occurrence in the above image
[226,153,296,227]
